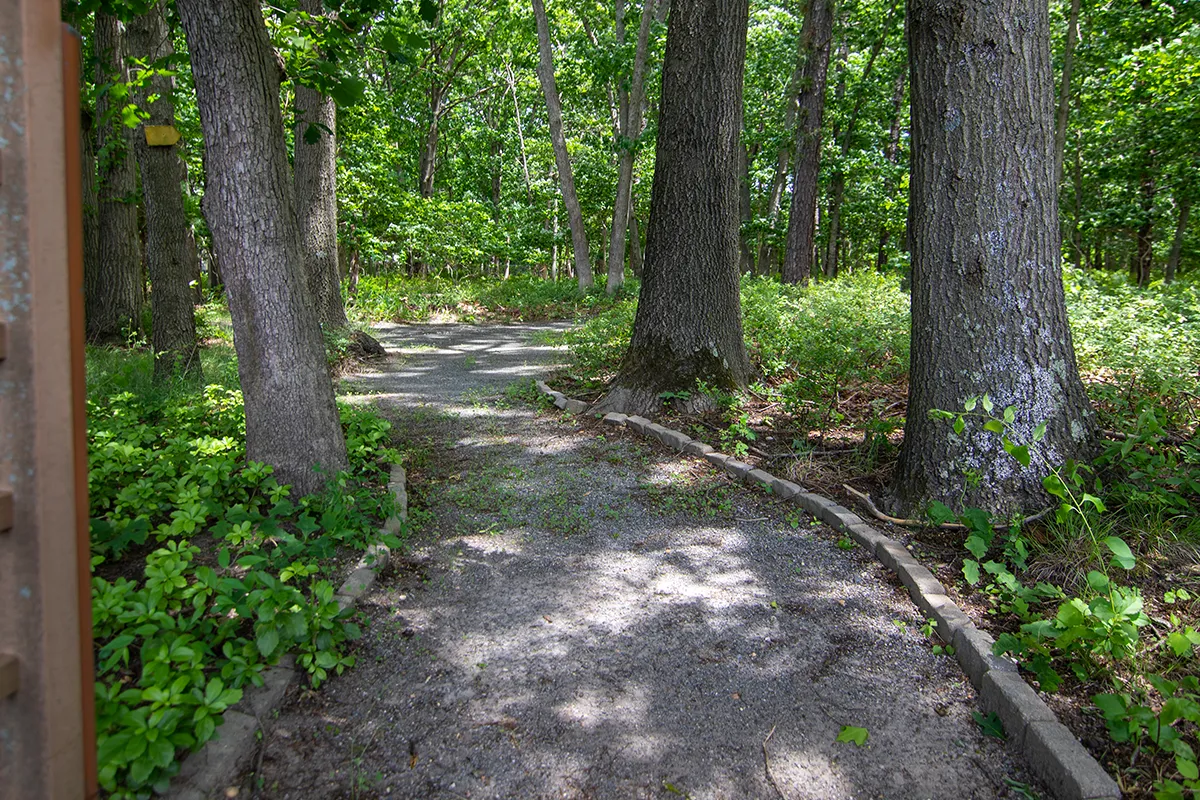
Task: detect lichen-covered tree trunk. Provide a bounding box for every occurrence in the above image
[293,0,349,331]
[598,0,752,415]
[90,12,144,342]
[780,0,834,285]
[896,0,1093,516]
[532,0,593,290]
[177,0,348,495]
[128,1,203,381]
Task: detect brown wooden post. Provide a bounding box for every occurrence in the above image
[0,2,91,798]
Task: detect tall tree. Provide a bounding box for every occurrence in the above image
[177,0,348,495]
[89,12,144,342]
[532,0,593,290]
[128,0,203,381]
[897,0,1094,514]
[605,0,656,295]
[293,0,349,330]
[598,0,752,414]
[780,0,834,285]
[1165,191,1191,284]
[1053,0,1081,187]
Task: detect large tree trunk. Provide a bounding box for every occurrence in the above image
[90,12,144,343]
[598,0,752,415]
[293,0,349,330]
[896,0,1094,516]
[780,0,835,285]
[532,0,593,290]
[177,0,348,495]
[606,0,656,295]
[1165,194,1191,283]
[128,1,203,382]
[1054,0,1081,187]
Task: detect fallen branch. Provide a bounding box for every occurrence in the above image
[842,484,1055,531]
[842,484,966,530]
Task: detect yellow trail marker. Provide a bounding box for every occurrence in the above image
[144,125,181,146]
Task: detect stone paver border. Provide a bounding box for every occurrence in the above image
[163,464,408,800]
[537,381,1121,800]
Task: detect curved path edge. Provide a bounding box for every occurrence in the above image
[162,464,409,800]
[536,380,1121,800]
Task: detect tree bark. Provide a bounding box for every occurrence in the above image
[1054,0,1081,187]
[739,141,755,274]
[293,0,349,330]
[606,0,656,294]
[628,199,644,278]
[128,1,203,382]
[896,0,1094,516]
[532,0,593,290]
[598,0,752,415]
[177,0,348,495]
[1165,194,1191,283]
[781,0,835,285]
[90,12,144,343]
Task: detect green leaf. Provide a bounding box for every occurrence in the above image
[953,416,965,436]
[329,77,367,108]
[256,628,280,658]
[1043,473,1068,500]
[983,419,1005,435]
[1003,406,1016,424]
[1032,422,1047,442]
[1167,631,1194,657]
[419,0,438,23]
[964,396,977,412]
[836,725,868,746]
[1009,445,1031,468]
[1104,536,1136,570]
[962,559,981,585]
[964,535,988,559]
[1177,756,1198,781]
[972,710,1006,739]
[1082,493,1107,513]
[981,395,994,414]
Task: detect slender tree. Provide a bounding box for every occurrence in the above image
[128,0,203,381]
[1054,0,1081,187]
[897,0,1094,515]
[598,0,752,414]
[606,0,656,294]
[780,0,834,285]
[532,0,593,290]
[1165,192,1191,284]
[89,12,144,342]
[177,0,348,495]
[293,0,349,330]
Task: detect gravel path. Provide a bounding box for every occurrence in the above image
[256,322,1044,800]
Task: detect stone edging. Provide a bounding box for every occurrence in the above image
[535,381,1120,800]
[164,464,408,800]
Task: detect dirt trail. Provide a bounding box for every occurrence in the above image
[256,322,1043,800]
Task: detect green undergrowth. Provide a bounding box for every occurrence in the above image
[928,402,1199,799]
[347,273,633,323]
[86,348,405,798]
[556,268,1199,441]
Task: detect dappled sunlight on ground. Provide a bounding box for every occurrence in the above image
[256,323,1044,800]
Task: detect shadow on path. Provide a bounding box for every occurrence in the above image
[257,323,1043,800]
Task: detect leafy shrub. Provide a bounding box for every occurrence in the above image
[87,365,403,797]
